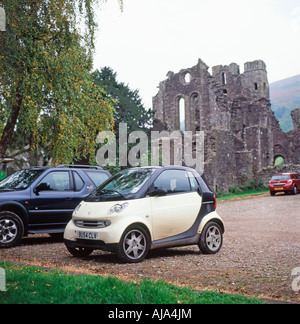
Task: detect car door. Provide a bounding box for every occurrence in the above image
[150,169,202,241]
[29,171,75,227]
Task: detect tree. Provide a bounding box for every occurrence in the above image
[0,0,120,165]
[92,67,154,135]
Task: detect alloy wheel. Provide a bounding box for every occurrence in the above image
[123,229,147,260]
[0,218,18,244]
[205,225,222,252]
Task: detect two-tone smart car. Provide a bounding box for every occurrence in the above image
[64,166,224,263]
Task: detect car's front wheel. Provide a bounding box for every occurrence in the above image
[198,222,223,254]
[0,211,24,248]
[117,225,150,263]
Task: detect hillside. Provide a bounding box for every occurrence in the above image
[270,74,300,132]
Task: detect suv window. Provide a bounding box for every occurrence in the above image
[154,170,191,194]
[39,171,70,191]
[84,171,109,187]
[73,172,84,191]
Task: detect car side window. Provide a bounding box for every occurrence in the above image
[187,171,199,191]
[154,170,191,194]
[39,171,70,191]
[84,171,109,187]
[73,172,84,191]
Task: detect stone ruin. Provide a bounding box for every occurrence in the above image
[152,59,300,191]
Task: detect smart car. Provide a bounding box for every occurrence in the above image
[269,172,300,196]
[64,166,224,263]
[0,165,111,247]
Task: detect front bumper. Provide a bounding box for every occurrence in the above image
[64,238,117,252]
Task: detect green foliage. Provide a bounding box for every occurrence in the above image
[92,67,155,169]
[92,67,154,135]
[216,180,268,199]
[274,156,285,166]
[0,0,116,164]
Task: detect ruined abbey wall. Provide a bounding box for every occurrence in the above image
[153,59,300,191]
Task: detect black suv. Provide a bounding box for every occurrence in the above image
[0,165,111,248]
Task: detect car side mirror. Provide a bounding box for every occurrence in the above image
[34,182,50,194]
[149,187,168,197]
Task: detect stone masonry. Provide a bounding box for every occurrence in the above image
[153,59,300,191]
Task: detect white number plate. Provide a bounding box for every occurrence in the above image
[77,231,99,240]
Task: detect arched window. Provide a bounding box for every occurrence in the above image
[222,72,227,85]
[184,72,191,84]
[179,98,185,133]
[181,71,192,85]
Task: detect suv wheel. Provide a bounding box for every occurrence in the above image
[0,212,24,248]
[117,225,150,263]
[198,222,223,254]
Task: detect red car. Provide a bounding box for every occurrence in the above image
[269,173,300,196]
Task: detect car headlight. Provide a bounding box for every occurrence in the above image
[74,204,82,214]
[108,203,129,215]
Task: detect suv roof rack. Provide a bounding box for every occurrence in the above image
[56,164,103,170]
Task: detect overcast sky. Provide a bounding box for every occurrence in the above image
[93,0,300,108]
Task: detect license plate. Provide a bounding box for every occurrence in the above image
[77,231,99,240]
[275,187,283,191]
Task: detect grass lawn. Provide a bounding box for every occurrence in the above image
[216,188,269,201]
[0,261,264,304]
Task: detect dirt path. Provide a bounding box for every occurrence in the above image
[1,194,299,303]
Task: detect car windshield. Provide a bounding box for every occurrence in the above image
[271,175,290,181]
[86,168,156,201]
[0,169,45,190]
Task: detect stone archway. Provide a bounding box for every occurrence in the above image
[273,144,287,166]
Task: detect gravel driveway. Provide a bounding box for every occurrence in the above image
[0,194,299,303]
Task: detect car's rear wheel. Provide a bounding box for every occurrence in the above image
[0,211,24,248]
[198,222,223,254]
[117,225,150,263]
[292,186,297,195]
